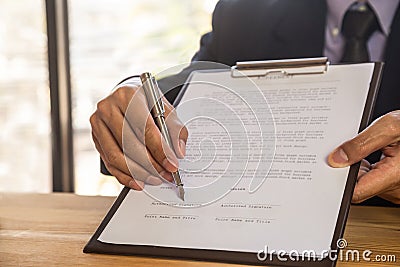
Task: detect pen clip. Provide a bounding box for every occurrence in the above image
[140,73,165,117]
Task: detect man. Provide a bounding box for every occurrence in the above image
[90,0,400,205]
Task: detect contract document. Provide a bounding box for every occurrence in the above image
[84,60,382,267]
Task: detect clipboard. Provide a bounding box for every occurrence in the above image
[85,57,384,267]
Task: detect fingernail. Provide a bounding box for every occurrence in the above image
[331,148,349,166]
[129,179,144,190]
[163,157,178,171]
[146,176,163,186]
[160,170,174,182]
[179,139,186,157]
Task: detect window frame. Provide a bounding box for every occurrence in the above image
[45,0,74,192]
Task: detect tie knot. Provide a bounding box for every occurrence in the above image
[341,2,380,41]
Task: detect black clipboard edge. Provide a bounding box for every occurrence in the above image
[329,62,384,258]
[84,63,384,267]
[83,188,334,267]
[83,186,130,253]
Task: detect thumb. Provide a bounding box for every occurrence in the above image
[163,96,189,159]
[328,112,400,168]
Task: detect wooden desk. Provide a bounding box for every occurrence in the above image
[0,193,399,266]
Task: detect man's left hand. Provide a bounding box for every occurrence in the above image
[327,111,400,204]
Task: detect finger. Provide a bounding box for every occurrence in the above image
[382,141,400,157]
[124,156,163,186]
[144,117,179,172]
[122,118,173,181]
[93,86,137,156]
[95,86,178,177]
[357,168,369,180]
[91,86,177,181]
[357,159,371,179]
[122,88,179,172]
[107,84,154,144]
[97,87,174,180]
[111,85,140,114]
[328,111,400,168]
[91,132,144,190]
[360,159,370,168]
[91,114,132,176]
[92,132,163,187]
[93,122,162,185]
[352,158,398,203]
[98,97,125,148]
[94,116,172,183]
[106,164,145,191]
[164,98,189,159]
[92,119,165,185]
[379,188,400,204]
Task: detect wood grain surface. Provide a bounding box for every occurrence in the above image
[0,193,398,266]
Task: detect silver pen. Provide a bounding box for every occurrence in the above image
[140,72,185,201]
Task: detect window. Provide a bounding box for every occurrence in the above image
[0,0,217,195]
[0,0,51,192]
[69,0,217,195]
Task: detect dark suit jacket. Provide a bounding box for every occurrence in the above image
[162,0,400,121]
[159,0,400,206]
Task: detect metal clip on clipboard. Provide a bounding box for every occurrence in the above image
[231,57,329,78]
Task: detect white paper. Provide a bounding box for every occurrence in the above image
[98,64,375,256]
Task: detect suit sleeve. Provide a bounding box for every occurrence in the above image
[191,0,225,62]
[158,0,227,103]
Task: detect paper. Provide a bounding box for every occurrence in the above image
[98,64,374,257]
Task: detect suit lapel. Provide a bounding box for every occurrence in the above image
[271,0,327,58]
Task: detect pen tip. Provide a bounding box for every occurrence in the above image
[178,186,185,201]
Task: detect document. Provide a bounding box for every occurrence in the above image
[96,63,376,258]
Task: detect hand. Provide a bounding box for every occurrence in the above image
[327,111,400,204]
[90,83,188,190]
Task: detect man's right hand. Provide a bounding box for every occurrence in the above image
[90,84,188,190]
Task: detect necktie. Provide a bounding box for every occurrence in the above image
[341,2,380,63]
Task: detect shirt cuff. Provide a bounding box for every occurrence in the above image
[112,75,141,91]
